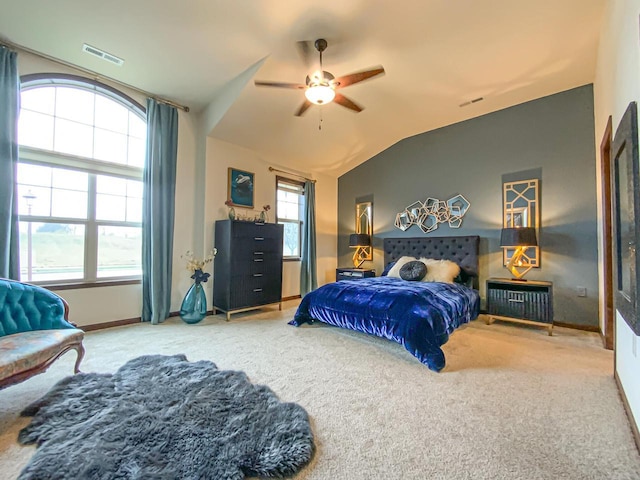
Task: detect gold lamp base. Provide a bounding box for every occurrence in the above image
[506,246,532,280]
[352,246,370,268]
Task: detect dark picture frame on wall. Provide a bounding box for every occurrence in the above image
[611,101,640,336]
[227,168,254,208]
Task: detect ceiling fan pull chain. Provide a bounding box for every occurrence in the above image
[319,109,323,131]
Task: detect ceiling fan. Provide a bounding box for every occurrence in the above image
[254,38,385,117]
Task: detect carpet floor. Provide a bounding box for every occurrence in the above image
[1,300,639,480]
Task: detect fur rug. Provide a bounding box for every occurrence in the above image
[18,354,315,479]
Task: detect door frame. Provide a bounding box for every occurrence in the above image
[600,116,614,350]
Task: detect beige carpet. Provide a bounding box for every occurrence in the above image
[1,300,639,480]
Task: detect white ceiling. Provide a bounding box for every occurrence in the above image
[0,0,605,176]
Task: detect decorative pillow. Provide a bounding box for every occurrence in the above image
[418,258,460,284]
[381,261,397,277]
[386,256,418,278]
[399,261,428,281]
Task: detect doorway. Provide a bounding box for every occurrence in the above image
[600,116,614,350]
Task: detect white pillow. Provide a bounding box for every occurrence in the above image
[386,256,418,278]
[419,258,460,284]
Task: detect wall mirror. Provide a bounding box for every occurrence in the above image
[503,179,539,267]
[356,201,373,261]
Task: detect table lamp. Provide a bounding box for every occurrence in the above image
[349,233,371,268]
[500,227,537,280]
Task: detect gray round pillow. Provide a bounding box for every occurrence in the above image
[399,260,427,281]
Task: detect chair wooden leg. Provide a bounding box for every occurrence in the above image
[73,343,85,374]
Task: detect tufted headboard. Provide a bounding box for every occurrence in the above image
[383,236,480,289]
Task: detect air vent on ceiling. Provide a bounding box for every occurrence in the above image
[82,43,124,66]
[459,97,484,107]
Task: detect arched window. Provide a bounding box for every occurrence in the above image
[17,74,146,284]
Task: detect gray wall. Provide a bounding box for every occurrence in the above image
[338,85,598,327]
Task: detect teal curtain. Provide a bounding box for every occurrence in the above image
[0,46,20,280]
[300,180,317,296]
[142,99,178,324]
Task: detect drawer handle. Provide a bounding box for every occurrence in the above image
[254,259,263,262]
[253,288,263,292]
[254,237,264,241]
[253,273,263,277]
[254,252,264,255]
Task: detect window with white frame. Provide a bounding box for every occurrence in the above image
[276,177,305,259]
[17,75,146,284]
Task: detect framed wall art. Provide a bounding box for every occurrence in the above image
[227,168,254,208]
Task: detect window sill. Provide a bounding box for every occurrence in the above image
[41,279,141,291]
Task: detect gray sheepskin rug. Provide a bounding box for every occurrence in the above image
[18,354,315,480]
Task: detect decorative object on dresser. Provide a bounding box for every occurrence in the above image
[214,220,283,321]
[486,278,554,335]
[394,194,470,233]
[336,268,375,282]
[499,227,538,280]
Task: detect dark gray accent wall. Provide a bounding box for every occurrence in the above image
[338,85,598,327]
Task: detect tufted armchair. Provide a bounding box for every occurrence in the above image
[0,278,85,389]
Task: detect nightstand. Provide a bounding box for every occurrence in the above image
[486,278,554,335]
[336,268,375,282]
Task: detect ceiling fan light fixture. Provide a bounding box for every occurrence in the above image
[305,84,335,105]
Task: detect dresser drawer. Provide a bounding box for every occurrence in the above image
[230,279,281,309]
[232,222,281,240]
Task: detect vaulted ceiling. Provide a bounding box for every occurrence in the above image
[0,0,605,176]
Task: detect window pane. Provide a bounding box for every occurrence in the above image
[97,226,142,278]
[19,222,85,282]
[127,136,145,167]
[21,87,55,115]
[17,185,51,217]
[54,118,93,157]
[55,87,95,125]
[126,179,143,198]
[129,112,146,138]
[96,194,126,221]
[94,128,128,164]
[97,175,127,195]
[52,169,88,191]
[18,110,54,150]
[95,95,128,133]
[51,189,88,219]
[18,163,52,188]
[282,222,300,257]
[126,197,142,222]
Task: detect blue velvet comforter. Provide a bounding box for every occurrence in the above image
[289,277,480,371]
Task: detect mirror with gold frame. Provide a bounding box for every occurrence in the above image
[356,201,373,261]
[503,179,539,267]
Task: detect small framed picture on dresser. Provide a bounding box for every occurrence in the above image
[227,168,254,208]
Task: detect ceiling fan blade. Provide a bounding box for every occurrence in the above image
[295,100,313,117]
[334,93,363,113]
[334,66,385,88]
[254,80,306,89]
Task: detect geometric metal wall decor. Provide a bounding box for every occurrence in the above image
[394,194,471,233]
[503,179,539,267]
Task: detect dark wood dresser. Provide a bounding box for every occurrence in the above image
[213,220,283,320]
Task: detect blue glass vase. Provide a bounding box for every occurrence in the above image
[179,282,207,324]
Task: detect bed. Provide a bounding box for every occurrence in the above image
[289,236,480,371]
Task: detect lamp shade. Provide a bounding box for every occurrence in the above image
[500,227,537,247]
[349,233,371,247]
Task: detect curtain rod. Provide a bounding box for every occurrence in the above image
[0,40,190,112]
[269,166,316,183]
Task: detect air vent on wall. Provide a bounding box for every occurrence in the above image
[82,43,124,66]
[459,97,484,107]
